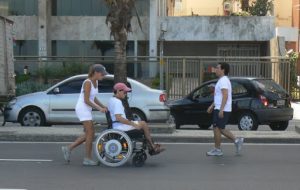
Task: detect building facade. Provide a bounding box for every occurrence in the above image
[0,0,277,77]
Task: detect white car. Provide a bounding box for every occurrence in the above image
[4,75,169,126]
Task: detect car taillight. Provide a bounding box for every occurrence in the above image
[260,95,269,107]
[159,94,167,102]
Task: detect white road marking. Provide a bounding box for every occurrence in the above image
[0,189,27,190]
[0,159,52,162]
[161,142,300,146]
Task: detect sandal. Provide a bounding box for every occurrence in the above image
[148,144,165,156]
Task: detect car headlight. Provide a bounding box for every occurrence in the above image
[7,98,17,107]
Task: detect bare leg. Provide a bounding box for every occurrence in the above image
[213,126,222,149]
[135,121,156,148]
[220,129,236,142]
[83,121,95,159]
[68,134,86,151]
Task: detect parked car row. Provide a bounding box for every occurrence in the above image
[4,76,293,131]
[167,77,294,131]
[4,75,169,126]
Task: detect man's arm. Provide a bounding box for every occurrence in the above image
[115,114,138,127]
[218,88,228,118]
[207,102,215,113]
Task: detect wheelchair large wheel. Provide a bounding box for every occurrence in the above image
[94,129,133,167]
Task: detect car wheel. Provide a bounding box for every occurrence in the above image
[238,112,258,131]
[131,109,146,121]
[19,107,46,127]
[198,124,211,130]
[269,121,289,131]
[167,114,180,129]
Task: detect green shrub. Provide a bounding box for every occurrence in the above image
[16,81,52,96]
[15,74,31,84]
[249,0,273,16]
[35,62,90,84]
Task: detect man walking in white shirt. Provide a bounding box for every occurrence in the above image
[206,62,244,156]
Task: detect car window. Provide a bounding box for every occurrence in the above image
[192,83,215,100]
[98,79,132,93]
[232,81,248,96]
[252,79,287,94]
[98,79,114,93]
[58,79,84,94]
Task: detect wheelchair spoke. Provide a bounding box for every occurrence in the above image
[119,135,125,140]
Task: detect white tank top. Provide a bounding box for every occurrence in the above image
[75,79,98,111]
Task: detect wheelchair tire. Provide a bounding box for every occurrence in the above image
[132,154,145,167]
[94,129,133,167]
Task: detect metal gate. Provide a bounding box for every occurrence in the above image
[165,56,290,100]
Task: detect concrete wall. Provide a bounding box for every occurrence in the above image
[9,16,275,42]
[8,16,38,40]
[161,16,275,41]
[276,27,298,42]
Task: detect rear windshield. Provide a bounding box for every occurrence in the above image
[252,79,287,94]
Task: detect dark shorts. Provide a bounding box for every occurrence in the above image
[212,109,231,129]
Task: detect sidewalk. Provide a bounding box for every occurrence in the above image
[1,125,300,143]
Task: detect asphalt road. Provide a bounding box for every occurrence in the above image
[0,142,299,190]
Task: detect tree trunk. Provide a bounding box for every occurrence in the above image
[113,31,133,120]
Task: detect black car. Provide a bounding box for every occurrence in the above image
[167,77,294,131]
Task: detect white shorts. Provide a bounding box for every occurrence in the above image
[75,107,93,122]
[113,121,139,131]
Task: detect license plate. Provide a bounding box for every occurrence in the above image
[277,100,285,106]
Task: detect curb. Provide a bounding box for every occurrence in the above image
[295,125,300,134]
[153,136,300,144]
[1,133,300,144]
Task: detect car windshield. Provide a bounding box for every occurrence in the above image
[252,79,287,94]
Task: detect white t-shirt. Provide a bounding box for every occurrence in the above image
[214,76,232,112]
[108,97,136,131]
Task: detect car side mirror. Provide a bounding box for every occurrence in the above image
[53,87,60,94]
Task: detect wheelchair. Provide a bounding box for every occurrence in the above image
[94,112,148,167]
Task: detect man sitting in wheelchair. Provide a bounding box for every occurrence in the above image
[108,82,165,155]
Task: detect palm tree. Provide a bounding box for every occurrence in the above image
[104,0,142,120]
[104,0,136,83]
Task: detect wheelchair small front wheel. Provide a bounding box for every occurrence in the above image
[132,152,147,167]
[132,154,145,167]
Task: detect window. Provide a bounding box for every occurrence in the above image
[52,0,149,16]
[98,79,132,93]
[14,40,38,56]
[0,0,38,16]
[98,79,114,93]
[252,79,286,94]
[58,79,84,94]
[52,0,108,16]
[192,83,215,100]
[232,81,247,96]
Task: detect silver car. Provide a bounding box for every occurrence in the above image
[4,74,170,126]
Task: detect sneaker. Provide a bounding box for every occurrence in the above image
[235,137,244,154]
[206,148,223,156]
[83,158,99,166]
[61,146,71,163]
